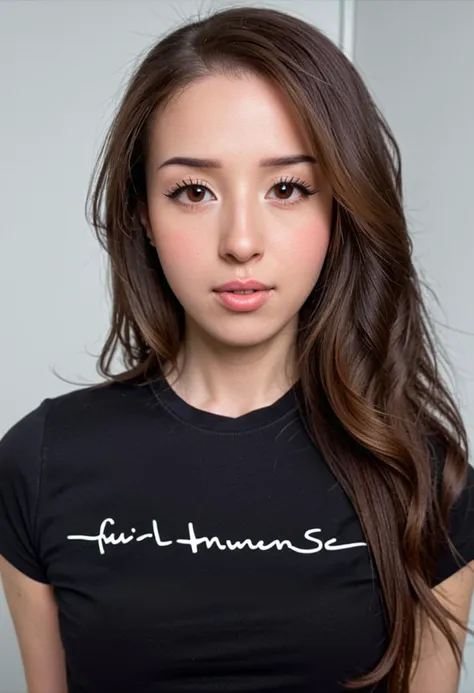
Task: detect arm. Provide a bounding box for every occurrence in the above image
[0,555,68,693]
[409,560,474,693]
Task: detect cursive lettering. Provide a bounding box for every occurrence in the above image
[67,518,367,557]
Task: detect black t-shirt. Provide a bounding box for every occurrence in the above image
[1,377,474,693]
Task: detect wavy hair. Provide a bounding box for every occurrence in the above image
[85,6,471,691]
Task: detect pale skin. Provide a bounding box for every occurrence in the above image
[1,71,473,692]
[139,71,333,417]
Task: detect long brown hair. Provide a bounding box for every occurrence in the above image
[85,6,471,691]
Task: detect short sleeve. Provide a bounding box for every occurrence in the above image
[432,445,474,587]
[0,400,50,583]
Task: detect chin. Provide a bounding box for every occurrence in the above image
[203,322,293,350]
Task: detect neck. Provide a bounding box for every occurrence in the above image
[164,317,299,418]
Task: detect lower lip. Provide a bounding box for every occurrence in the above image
[214,289,273,312]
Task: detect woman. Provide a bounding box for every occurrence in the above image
[0,6,473,693]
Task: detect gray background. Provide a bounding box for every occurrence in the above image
[353,3,474,690]
[0,1,472,690]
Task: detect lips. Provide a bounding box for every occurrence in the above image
[214,280,273,293]
[214,285,274,312]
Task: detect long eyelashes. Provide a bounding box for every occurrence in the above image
[163,176,318,208]
[164,177,208,200]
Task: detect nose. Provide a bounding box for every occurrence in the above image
[218,196,264,265]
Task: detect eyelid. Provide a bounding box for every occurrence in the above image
[165,177,213,196]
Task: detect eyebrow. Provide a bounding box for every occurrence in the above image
[157,154,317,171]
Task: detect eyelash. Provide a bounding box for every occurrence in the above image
[163,176,318,209]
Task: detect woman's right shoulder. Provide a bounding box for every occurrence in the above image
[0,379,151,469]
[0,379,164,584]
[0,385,127,584]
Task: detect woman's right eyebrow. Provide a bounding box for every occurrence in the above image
[157,154,317,171]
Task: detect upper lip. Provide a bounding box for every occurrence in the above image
[214,280,273,292]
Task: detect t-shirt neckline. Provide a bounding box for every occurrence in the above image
[148,375,299,433]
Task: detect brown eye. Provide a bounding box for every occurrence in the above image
[273,182,295,200]
[165,181,214,205]
[267,178,317,205]
[185,186,207,202]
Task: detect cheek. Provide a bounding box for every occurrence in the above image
[280,224,330,278]
[154,229,209,290]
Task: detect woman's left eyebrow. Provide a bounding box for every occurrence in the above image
[157,154,317,171]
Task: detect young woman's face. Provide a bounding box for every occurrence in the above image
[140,72,333,349]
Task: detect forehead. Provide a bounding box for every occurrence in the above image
[148,72,312,162]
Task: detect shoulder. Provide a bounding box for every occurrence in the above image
[44,380,141,427]
[0,379,154,463]
[0,382,136,584]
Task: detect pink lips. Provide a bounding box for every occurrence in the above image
[213,280,274,312]
[215,280,272,292]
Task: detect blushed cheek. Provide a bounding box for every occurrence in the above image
[283,225,330,280]
[155,233,209,287]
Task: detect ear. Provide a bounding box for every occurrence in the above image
[137,200,154,243]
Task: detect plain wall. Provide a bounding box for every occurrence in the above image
[0,2,344,690]
[353,2,474,691]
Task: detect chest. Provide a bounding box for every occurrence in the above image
[40,423,389,692]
